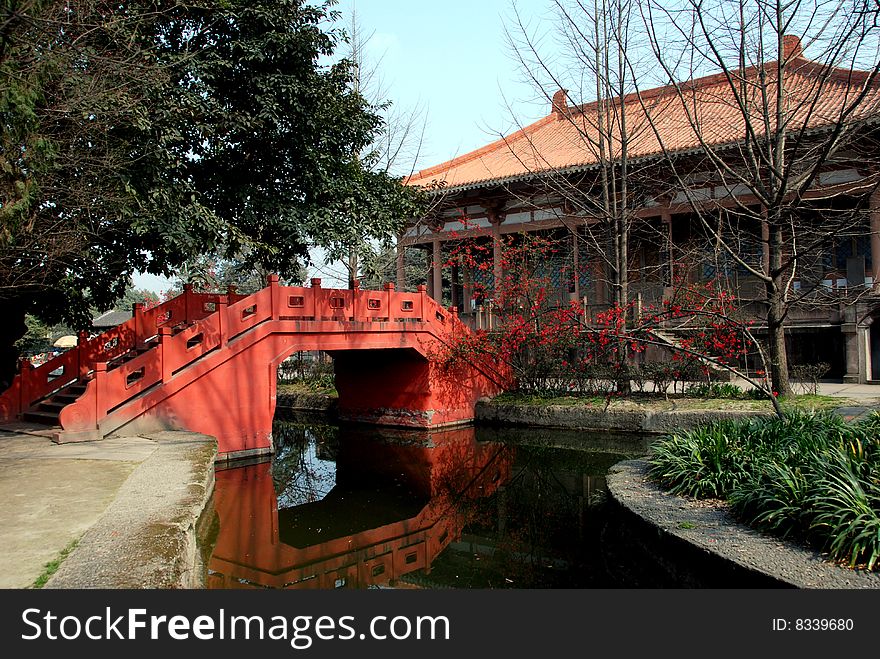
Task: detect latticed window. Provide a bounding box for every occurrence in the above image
[547,254,564,289]
[472,264,494,299]
[736,237,763,275]
[702,238,762,279]
[835,237,854,269]
[834,235,872,270]
[577,239,592,290]
[857,235,872,269]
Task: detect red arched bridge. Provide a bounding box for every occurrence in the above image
[0,277,507,460]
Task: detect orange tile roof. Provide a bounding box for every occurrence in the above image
[407,51,880,193]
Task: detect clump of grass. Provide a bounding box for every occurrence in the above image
[808,445,880,569]
[648,419,753,498]
[31,538,79,588]
[686,382,745,399]
[649,411,880,570]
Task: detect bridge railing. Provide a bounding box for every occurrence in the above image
[64,278,470,427]
[226,287,273,340]
[60,281,275,429]
[0,285,246,421]
[276,279,433,324]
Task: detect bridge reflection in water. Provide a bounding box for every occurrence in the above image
[207,425,513,589]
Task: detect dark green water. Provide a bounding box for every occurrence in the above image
[206,420,648,589]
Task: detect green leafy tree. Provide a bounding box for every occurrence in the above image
[0,0,422,388]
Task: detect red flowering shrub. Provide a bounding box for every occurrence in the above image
[436,217,771,399]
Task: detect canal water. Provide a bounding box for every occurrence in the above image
[205,420,649,589]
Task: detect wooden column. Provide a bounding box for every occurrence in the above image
[425,248,434,298]
[870,192,880,291]
[396,241,407,291]
[488,211,504,295]
[432,238,442,303]
[761,213,771,277]
[492,230,502,292]
[661,212,673,290]
[571,230,580,300]
[463,258,473,312]
[593,259,606,305]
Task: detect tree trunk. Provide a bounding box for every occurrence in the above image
[348,249,358,289]
[616,212,631,394]
[766,222,793,398]
[0,299,27,393]
[766,287,792,398]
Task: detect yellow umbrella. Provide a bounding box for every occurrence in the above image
[53,335,78,349]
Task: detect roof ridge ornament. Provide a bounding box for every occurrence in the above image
[551,88,569,119]
[782,34,803,60]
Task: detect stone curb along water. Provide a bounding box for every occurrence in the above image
[606,459,880,589]
[46,431,217,589]
[475,400,773,433]
[276,391,338,415]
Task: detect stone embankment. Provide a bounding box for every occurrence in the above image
[606,459,880,589]
[0,425,217,589]
[276,390,337,418]
[45,431,217,588]
[475,399,771,433]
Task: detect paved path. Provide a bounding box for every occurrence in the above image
[816,381,880,401]
[724,378,880,402]
[0,425,215,589]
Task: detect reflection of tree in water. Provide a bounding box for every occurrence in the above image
[449,444,625,588]
[271,421,339,509]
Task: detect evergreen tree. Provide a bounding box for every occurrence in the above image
[0,0,422,388]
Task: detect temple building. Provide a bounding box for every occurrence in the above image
[399,36,880,383]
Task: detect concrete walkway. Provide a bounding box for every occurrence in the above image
[815,381,880,401]
[0,425,215,589]
[724,378,880,402]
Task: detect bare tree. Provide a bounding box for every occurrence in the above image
[504,1,632,309]
[633,0,880,395]
[328,7,429,289]
[500,0,734,393]
[496,0,880,397]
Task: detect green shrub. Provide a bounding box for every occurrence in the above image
[808,445,880,569]
[648,419,754,498]
[729,461,812,539]
[687,382,744,399]
[744,387,772,400]
[649,410,880,571]
[855,411,880,436]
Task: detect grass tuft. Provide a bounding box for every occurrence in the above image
[31,538,79,588]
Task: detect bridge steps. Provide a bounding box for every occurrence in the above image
[20,342,170,427]
[21,382,89,426]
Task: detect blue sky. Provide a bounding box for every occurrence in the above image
[337,0,549,172]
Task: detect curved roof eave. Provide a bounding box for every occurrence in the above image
[419,118,877,199]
